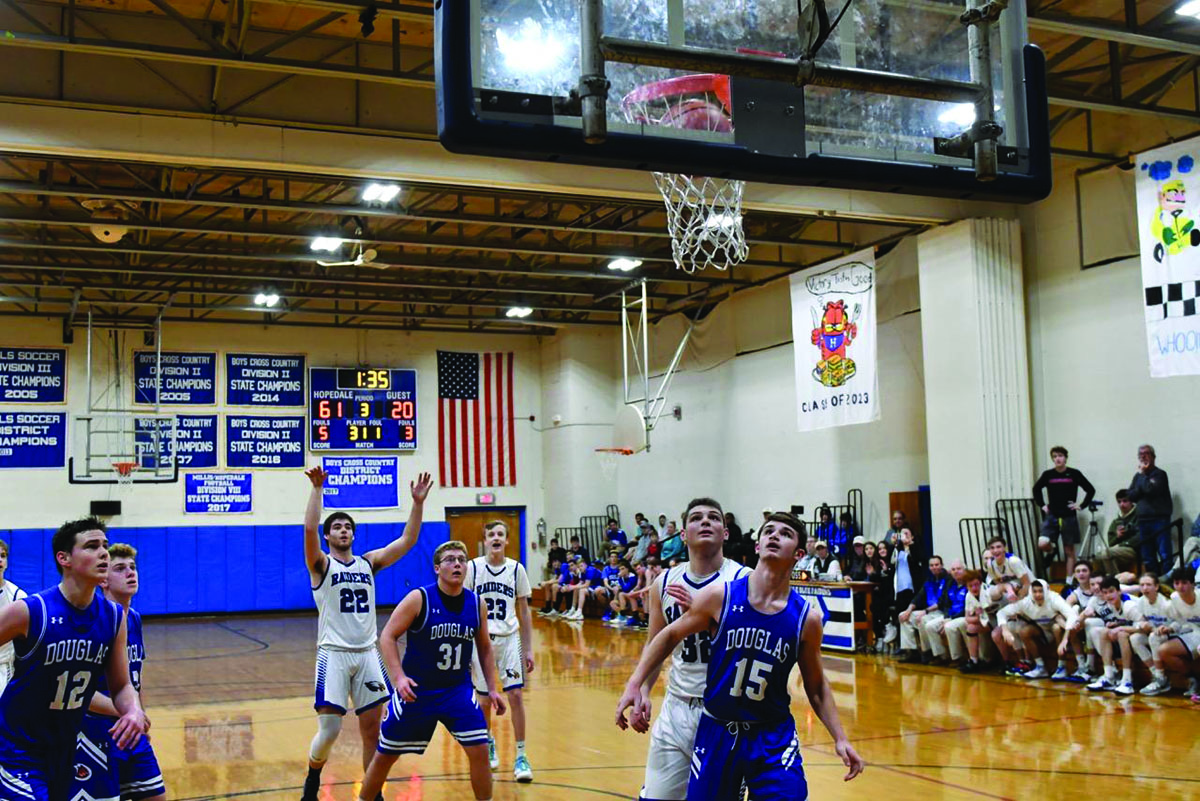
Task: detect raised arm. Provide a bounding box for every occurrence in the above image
[379,589,424,700]
[797,606,864,781]
[303,467,330,582]
[366,472,433,572]
[104,612,148,749]
[616,583,724,730]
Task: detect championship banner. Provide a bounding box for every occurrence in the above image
[789,248,880,431]
[1136,138,1200,376]
[790,583,854,652]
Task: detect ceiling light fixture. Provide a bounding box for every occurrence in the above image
[254,293,281,308]
[938,103,976,127]
[362,183,401,203]
[1178,1,1200,20]
[505,306,533,318]
[607,257,643,272]
[310,237,344,253]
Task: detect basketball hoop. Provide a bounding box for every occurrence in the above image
[621,74,749,274]
[595,447,633,480]
[112,461,138,486]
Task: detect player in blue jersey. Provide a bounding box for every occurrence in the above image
[356,540,506,801]
[0,517,147,801]
[617,512,863,800]
[73,544,165,801]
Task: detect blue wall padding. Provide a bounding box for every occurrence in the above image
[0,521,448,616]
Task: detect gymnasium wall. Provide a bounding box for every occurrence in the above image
[0,317,546,609]
[1022,163,1200,532]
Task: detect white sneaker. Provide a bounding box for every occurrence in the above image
[1070,666,1092,683]
[1087,676,1114,692]
[513,755,533,783]
[1139,677,1171,696]
[1050,666,1069,681]
[1114,681,1135,696]
[883,623,898,644]
[1022,665,1049,679]
[567,608,583,620]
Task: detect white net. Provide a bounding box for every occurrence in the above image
[621,75,749,274]
[596,449,630,480]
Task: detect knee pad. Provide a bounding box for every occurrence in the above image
[309,713,344,763]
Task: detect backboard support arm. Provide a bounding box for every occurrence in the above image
[621,278,694,450]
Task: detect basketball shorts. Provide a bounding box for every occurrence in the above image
[688,713,806,801]
[470,633,524,694]
[314,646,392,714]
[0,661,11,697]
[377,683,489,756]
[1172,630,1200,657]
[75,715,164,801]
[640,693,704,801]
[1040,514,1081,547]
[0,748,70,801]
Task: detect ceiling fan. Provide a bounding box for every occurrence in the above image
[317,243,380,268]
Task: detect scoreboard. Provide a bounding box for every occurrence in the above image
[309,367,418,451]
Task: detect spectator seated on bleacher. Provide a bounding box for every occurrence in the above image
[814,506,837,548]
[545,537,567,578]
[603,518,627,554]
[594,551,622,613]
[924,560,969,666]
[811,541,842,582]
[568,534,591,566]
[1092,489,1140,576]
[560,556,603,621]
[660,523,686,566]
[897,555,949,664]
[833,512,856,561]
[846,536,870,581]
[537,556,574,617]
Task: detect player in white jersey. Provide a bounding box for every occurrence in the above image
[995,578,1077,678]
[1065,577,1139,694]
[982,535,1032,607]
[464,520,535,782]
[620,497,748,801]
[1057,561,1097,682]
[301,466,433,801]
[1155,566,1200,700]
[1121,573,1174,695]
[0,541,27,695]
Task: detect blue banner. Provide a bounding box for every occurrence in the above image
[185,472,252,514]
[321,456,399,510]
[135,415,218,469]
[226,415,305,468]
[226,353,305,407]
[0,348,67,403]
[134,351,217,405]
[0,411,66,468]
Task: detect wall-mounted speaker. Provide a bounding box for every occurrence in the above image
[91,500,122,517]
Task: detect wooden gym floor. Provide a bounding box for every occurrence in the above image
[141,613,1198,801]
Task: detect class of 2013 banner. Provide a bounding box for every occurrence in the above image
[789,248,880,431]
[1136,138,1200,377]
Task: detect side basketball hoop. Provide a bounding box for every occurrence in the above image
[595,447,633,481]
[112,461,139,486]
[621,74,749,274]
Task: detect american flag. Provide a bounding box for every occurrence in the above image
[437,351,516,487]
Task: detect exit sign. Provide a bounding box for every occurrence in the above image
[476,492,496,505]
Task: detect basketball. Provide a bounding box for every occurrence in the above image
[663,99,733,133]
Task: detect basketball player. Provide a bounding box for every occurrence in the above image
[616,512,864,799]
[357,541,506,801]
[994,578,1077,679]
[1063,577,1136,693]
[982,535,1032,605]
[0,517,147,801]
[1122,573,1172,695]
[301,467,433,801]
[619,497,748,801]
[74,544,165,801]
[0,541,27,696]
[464,521,534,782]
[1155,566,1200,698]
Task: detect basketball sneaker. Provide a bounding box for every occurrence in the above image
[1114,680,1135,696]
[1139,676,1171,696]
[1050,665,1069,681]
[514,755,533,783]
[1022,665,1049,679]
[601,612,614,623]
[488,736,499,770]
[1069,665,1091,683]
[1086,676,1115,692]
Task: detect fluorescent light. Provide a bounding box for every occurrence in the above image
[704,212,741,231]
[362,183,401,203]
[607,258,642,272]
[310,237,344,253]
[496,19,566,74]
[505,306,533,318]
[1178,1,1200,20]
[939,103,976,127]
[253,293,280,307]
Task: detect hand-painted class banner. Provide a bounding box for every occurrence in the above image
[1136,138,1200,377]
[321,456,399,510]
[134,351,217,405]
[225,415,305,468]
[0,411,66,468]
[790,582,855,652]
[226,353,305,407]
[789,248,880,431]
[0,348,66,403]
[136,415,218,469]
[185,472,252,514]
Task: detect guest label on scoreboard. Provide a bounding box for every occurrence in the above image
[226,415,305,468]
[185,472,252,514]
[0,348,67,403]
[309,367,418,451]
[321,456,399,510]
[135,415,218,469]
[225,353,305,407]
[134,351,217,405]
[0,411,66,468]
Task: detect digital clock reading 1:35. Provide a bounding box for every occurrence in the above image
[309,367,417,451]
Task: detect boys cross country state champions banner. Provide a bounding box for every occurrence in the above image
[1136,137,1200,377]
[789,248,880,432]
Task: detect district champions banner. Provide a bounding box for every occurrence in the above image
[1136,138,1200,377]
[789,248,880,431]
